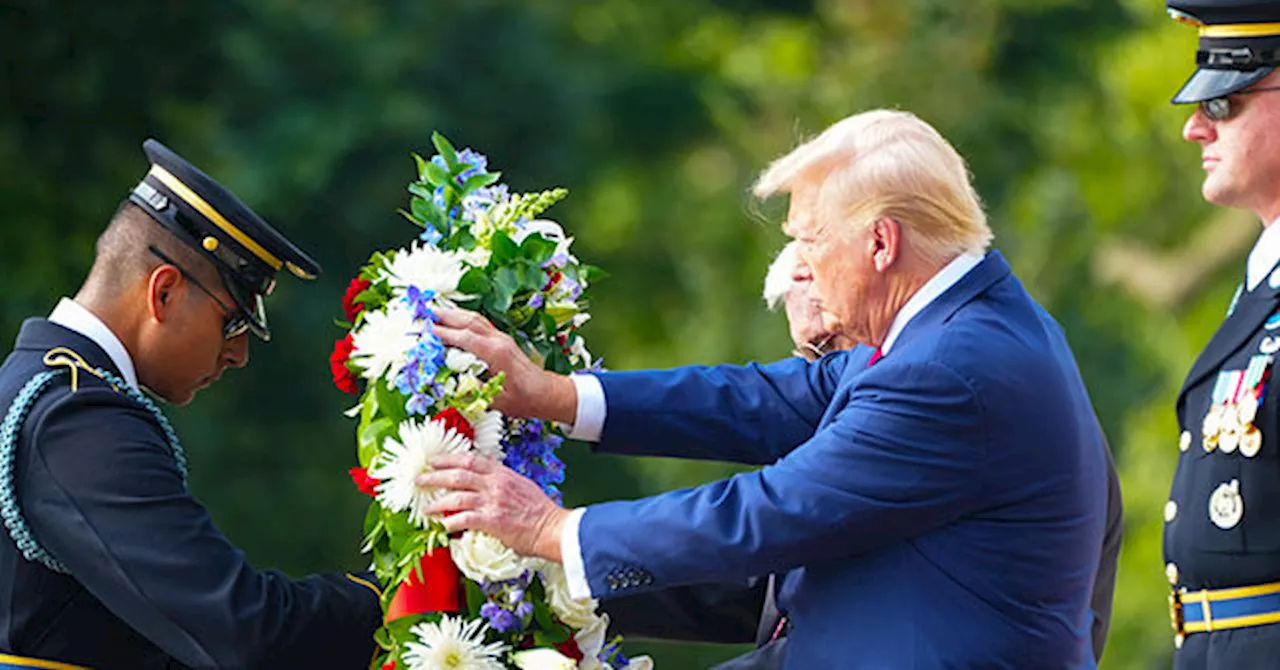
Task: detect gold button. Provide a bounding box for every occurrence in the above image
[202,235,219,252]
[1179,430,1191,452]
[1175,632,1184,649]
[1166,562,1179,585]
[1165,500,1178,522]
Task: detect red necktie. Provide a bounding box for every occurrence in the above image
[867,347,884,366]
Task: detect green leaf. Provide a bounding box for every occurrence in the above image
[407,182,434,200]
[514,260,547,292]
[464,580,485,617]
[461,171,501,193]
[449,225,476,250]
[491,267,519,312]
[431,132,459,167]
[358,417,394,467]
[457,267,492,296]
[410,197,434,224]
[518,235,557,265]
[423,161,449,188]
[490,231,519,265]
[376,381,409,425]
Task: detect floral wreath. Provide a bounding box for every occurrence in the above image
[330,134,650,670]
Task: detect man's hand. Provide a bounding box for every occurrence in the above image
[418,452,569,562]
[433,308,578,423]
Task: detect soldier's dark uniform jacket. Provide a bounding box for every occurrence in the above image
[1164,4,1280,666]
[0,140,381,669]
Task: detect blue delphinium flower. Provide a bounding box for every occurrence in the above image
[526,293,544,309]
[403,286,438,322]
[502,419,567,504]
[419,225,442,246]
[394,323,446,416]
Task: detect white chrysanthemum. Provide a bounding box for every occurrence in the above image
[450,530,528,583]
[445,348,488,376]
[470,410,505,460]
[401,615,507,670]
[510,648,577,670]
[384,241,471,300]
[537,561,600,630]
[368,419,473,528]
[350,301,420,383]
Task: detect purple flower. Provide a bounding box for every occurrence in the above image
[526,293,544,309]
[502,419,567,503]
[480,602,521,633]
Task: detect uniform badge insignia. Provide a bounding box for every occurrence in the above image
[1210,479,1244,530]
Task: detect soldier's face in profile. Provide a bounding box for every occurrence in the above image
[1183,70,1280,221]
[148,274,250,406]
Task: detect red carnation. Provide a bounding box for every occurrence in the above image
[348,466,380,497]
[554,638,585,662]
[432,407,475,440]
[342,277,372,322]
[330,333,360,395]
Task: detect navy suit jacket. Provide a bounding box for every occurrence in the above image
[578,252,1108,668]
[0,320,380,669]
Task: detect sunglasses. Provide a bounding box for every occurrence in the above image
[1199,85,1280,121]
[149,245,251,339]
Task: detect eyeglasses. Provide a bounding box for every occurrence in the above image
[1199,86,1280,121]
[148,245,250,339]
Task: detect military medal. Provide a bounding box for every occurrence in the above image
[1220,411,1241,453]
[1203,403,1222,451]
[1241,426,1263,458]
[1209,479,1244,530]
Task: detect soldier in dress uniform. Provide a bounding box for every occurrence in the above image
[1163,1,1280,666]
[0,140,382,669]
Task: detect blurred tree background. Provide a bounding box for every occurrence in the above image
[0,0,1244,666]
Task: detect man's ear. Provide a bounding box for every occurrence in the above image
[869,217,901,273]
[146,265,184,324]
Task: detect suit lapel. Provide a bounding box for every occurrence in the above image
[1179,279,1280,406]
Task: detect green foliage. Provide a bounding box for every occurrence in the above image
[0,0,1225,665]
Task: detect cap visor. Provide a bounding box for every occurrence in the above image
[1172,67,1274,103]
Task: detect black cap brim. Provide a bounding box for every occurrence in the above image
[1172,66,1275,103]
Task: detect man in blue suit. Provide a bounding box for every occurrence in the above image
[422,109,1110,668]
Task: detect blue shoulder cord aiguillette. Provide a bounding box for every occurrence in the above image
[0,350,188,574]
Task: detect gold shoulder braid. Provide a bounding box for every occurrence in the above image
[41,347,118,393]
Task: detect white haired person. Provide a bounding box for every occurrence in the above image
[420,110,1112,668]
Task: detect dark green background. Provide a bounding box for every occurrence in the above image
[0,1,1242,666]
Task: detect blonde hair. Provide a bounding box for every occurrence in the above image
[762,241,799,310]
[753,110,991,263]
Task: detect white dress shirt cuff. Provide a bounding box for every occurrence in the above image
[565,374,605,443]
[560,507,593,600]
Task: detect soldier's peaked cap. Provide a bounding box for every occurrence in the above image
[128,139,321,341]
[1169,0,1280,103]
